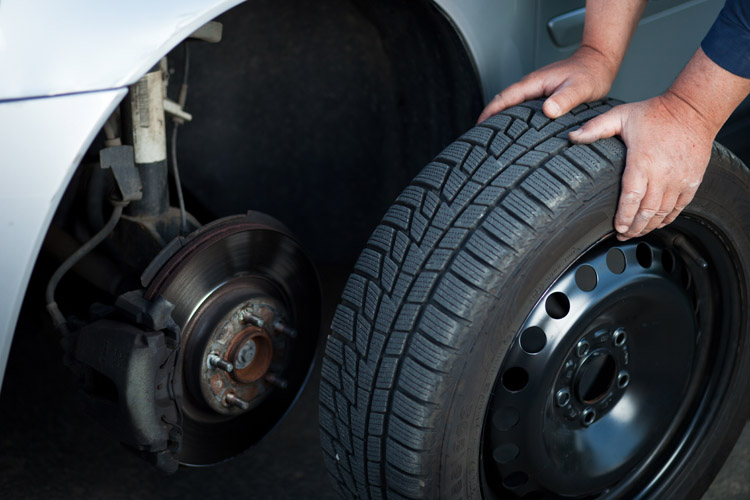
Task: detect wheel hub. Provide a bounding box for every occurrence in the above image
[484,238,699,497]
[143,212,321,465]
[196,296,289,415]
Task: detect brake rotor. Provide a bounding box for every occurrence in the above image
[144,211,321,465]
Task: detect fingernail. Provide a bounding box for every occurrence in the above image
[546,101,560,117]
[616,225,628,233]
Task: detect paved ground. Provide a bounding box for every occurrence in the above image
[0,266,748,500]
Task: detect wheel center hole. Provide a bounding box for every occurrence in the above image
[576,351,617,404]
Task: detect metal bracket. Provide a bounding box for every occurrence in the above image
[99,145,143,202]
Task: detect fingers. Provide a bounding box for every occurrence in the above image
[569,109,624,144]
[542,80,594,119]
[659,192,694,228]
[478,76,595,123]
[615,160,696,240]
[636,190,680,236]
[477,79,546,123]
[614,160,649,240]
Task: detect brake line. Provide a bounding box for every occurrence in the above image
[45,199,129,334]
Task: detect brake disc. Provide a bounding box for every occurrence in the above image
[144,211,320,465]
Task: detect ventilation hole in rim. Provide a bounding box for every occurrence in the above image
[503,471,529,489]
[662,249,676,273]
[520,326,547,354]
[493,443,519,464]
[636,242,653,268]
[682,267,692,289]
[492,407,520,431]
[502,367,529,392]
[606,248,626,274]
[545,292,570,319]
[575,264,598,292]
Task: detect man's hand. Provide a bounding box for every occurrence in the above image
[569,95,714,240]
[568,48,750,240]
[478,46,618,123]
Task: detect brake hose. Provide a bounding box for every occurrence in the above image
[45,199,128,334]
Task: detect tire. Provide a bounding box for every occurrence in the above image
[319,99,750,499]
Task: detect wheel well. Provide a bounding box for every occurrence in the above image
[170,0,483,265]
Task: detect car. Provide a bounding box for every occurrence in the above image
[0,0,747,498]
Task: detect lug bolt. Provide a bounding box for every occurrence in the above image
[274,320,297,339]
[617,370,630,389]
[555,388,571,407]
[576,339,590,358]
[613,328,627,347]
[225,393,249,410]
[208,354,234,373]
[581,407,596,427]
[240,309,264,327]
[265,374,288,389]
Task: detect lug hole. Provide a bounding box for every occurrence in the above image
[575,265,598,292]
[503,471,528,489]
[613,328,627,347]
[555,388,571,407]
[520,326,547,354]
[636,242,653,268]
[618,371,630,389]
[502,367,529,392]
[581,407,596,426]
[606,248,626,274]
[576,339,590,358]
[545,292,570,319]
[493,443,519,464]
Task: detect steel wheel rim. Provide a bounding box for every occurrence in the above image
[481,218,744,499]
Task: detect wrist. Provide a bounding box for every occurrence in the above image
[574,44,619,86]
[659,91,718,140]
[665,48,750,138]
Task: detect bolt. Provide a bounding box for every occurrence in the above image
[581,407,596,427]
[274,320,297,339]
[555,388,571,407]
[240,309,264,327]
[617,370,630,389]
[225,393,249,410]
[613,328,627,347]
[208,354,234,373]
[576,339,590,358]
[265,374,288,389]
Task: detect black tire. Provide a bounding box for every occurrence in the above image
[319,99,750,499]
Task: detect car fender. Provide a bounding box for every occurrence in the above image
[0,0,245,391]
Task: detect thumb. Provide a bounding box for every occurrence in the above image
[568,108,624,144]
[543,82,590,119]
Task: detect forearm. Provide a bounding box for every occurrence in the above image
[665,48,750,139]
[581,0,648,78]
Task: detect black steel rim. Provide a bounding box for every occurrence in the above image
[481,217,744,499]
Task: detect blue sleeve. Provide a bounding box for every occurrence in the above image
[701,0,750,78]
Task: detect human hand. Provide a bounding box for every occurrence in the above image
[477,46,618,123]
[568,93,715,240]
